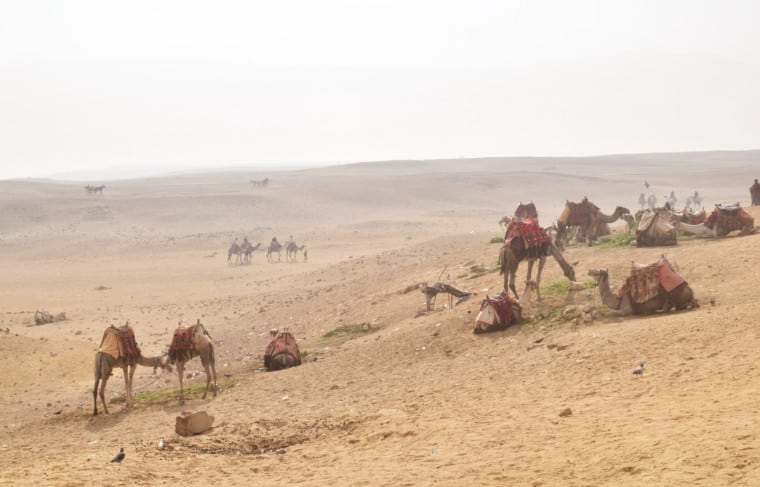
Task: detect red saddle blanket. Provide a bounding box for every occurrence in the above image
[619,258,685,304]
[505,218,550,248]
[474,292,522,333]
[170,325,196,352]
[264,331,301,369]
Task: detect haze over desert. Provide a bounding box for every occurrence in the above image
[2,152,760,485]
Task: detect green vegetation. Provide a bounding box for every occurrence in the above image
[111,378,237,405]
[597,233,636,248]
[489,235,504,244]
[540,279,597,296]
[321,322,376,340]
[300,349,311,358]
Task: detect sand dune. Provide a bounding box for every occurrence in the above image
[1,151,760,485]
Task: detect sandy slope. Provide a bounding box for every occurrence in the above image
[1,152,760,486]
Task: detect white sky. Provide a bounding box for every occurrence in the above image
[1,0,759,179]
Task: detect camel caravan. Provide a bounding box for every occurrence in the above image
[84,184,106,195]
[228,237,262,265]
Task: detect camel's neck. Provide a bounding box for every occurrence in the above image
[598,207,624,223]
[595,275,620,309]
[547,243,574,281]
[137,355,162,368]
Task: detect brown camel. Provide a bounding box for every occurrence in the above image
[92,325,171,416]
[705,204,755,237]
[267,239,283,262]
[243,242,262,264]
[499,218,576,301]
[587,262,696,316]
[168,320,218,406]
[285,241,305,262]
[556,198,629,246]
[228,239,242,265]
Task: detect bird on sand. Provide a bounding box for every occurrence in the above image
[632,363,645,376]
[158,438,165,450]
[111,448,125,463]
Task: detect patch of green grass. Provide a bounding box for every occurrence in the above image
[541,279,598,295]
[321,322,376,340]
[489,235,504,244]
[300,349,311,358]
[597,233,636,248]
[127,378,236,405]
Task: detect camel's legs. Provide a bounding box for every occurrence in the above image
[506,263,519,299]
[524,259,534,297]
[177,360,186,406]
[122,366,131,409]
[534,255,547,301]
[127,364,137,408]
[99,373,110,415]
[209,349,218,397]
[201,345,218,398]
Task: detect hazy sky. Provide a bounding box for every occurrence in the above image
[1,1,759,179]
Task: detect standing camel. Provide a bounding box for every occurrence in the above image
[168,320,217,406]
[285,242,305,262]
[499,218,576,301]
[92,325,171,416]
[556,198,629,246]
[228,239,243,265]
[267,238,283,262]
[243,242,261,264]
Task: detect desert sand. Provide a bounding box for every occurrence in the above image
[1,151,760,486]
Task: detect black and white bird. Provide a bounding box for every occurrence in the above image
[632,363,645,376]
[111,448,125,463]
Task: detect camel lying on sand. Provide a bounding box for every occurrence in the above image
[556,197,629,246]
[588,257,696,316]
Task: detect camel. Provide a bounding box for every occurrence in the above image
[227,239,243,265]
[264,329,302,371]
[555,198,629,246]
[499,217,576,301]
[621,213,636,233]
[588,261,696,316]
[499,202,538,228]
[473,293,522,333]
[705,203,755,237]
[674,220,717,239]
[267,239,283,262]
[168,320,217,406]
[635,209,677,247]
[242,242,261,264]
[85,184,106,195]
[250,178,269,188]
[92,325,171,416]
[285,241,305,262]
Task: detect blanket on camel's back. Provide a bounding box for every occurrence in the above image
[264,331,301,370]
[561,198,598,226]
[705,204,752,229]
[474,292,521,333]
[504,218,550,248]
[99,324,141,365]
[618,257,685,304]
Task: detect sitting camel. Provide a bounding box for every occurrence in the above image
[556,198,629,246]
[92,324,171,416]
[674,220,716,239]
[168,320,217,406]
[285,241,305,262]
[587,260,696,316]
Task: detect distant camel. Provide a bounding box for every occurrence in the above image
[285,242,305,262]
[85,184,106,195]
[267,239,283,262]
[92,325,171,416]
[250,178,269,188]
[227,239,243,265]
[243,242,262,264]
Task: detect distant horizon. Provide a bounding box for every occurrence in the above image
[6,147,759,183]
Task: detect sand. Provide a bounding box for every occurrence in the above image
[1,151,760,486]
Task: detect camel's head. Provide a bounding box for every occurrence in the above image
[156,353,173,373]
[587,268,608,282]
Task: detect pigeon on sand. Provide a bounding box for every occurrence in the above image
[111,448,125,463]
[632,363,644,376]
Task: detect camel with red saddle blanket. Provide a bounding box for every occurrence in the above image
[705,203,755,237]
[499,217,576,301]
[92,323,171,416]
[473,292,522,333]
[169,319,218,406]
[587,256,696,316]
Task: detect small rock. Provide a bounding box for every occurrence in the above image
[559,408,572,417]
